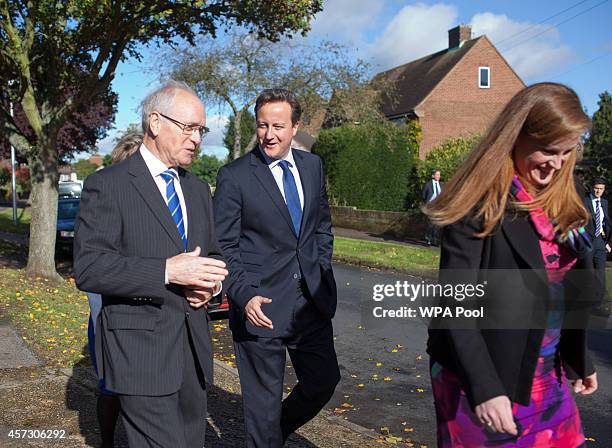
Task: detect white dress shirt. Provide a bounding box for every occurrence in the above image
[140,143,189,236]
[430,180,441,201]
[260,146,304,210]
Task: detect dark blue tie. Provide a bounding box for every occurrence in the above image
[278,160,303,236]
[160,169,187,250]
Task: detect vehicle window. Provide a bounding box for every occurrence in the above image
[59,183,82,198]
[58,201,80,220]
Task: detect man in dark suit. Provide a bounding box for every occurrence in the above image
[422,169,443,246]
[74,81,228,447]
[584,177,611,308]
[213,88,339,447]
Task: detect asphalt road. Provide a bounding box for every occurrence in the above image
[311,263,612,446]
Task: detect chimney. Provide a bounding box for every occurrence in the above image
[448,24,472,49]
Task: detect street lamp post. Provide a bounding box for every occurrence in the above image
[10,99,17,225]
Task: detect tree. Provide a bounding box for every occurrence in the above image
[73,159,98,181]
[102,154,113,168]
[0,0,322,280]
[584,91,612,182]
[190,152,224,187]
[223,112,256,159]
[169,30,390,160]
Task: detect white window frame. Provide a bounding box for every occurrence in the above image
[479,66,490,89]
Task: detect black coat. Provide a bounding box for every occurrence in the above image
[427,211,596,409]
[422,179,444,203]
[213,147,337,338]
[584,194,612,243]
[74,151,222,395]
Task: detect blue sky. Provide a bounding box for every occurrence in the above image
[94,0,612,159]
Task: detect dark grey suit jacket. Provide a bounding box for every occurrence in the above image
[213,147,337,338]
[74,151,222,395]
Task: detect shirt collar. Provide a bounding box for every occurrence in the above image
[140,143,178,178]
[259,145,296,169]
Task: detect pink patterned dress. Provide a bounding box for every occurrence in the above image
[431,176,588,447]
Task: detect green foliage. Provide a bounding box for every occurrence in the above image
[584,91,612,182]
[0,163,10,187]
[0,0,323,277]
[72,159,98,181]
[190,152,224,187]
[312,122,417,211]
[404,135,480,209]
[102,154,113,167]
[224,112,256,159]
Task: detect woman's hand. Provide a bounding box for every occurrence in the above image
[475,395,518,435]
[573,372,598,395]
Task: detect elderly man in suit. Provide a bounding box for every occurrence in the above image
[213,88,340,447]
[422,169,443,246]
[584,177,611,308]
[74,80,227,448]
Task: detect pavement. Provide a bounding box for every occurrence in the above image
[0,321,382,447]
[0,298,384,448]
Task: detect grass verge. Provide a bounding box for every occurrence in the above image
[0,259,89,368]
[333,236,440,275]
[0,206,30,234]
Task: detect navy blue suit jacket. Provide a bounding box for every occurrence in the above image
[213,147,337,338]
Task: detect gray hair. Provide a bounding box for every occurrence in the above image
[141,80,199,133]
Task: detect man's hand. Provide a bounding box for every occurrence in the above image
[245,296,273,329]
[184,287,214,309]
[475,395,518,435]
[606,244,611,253]
[573,372,598,395]
[167,246,227,289]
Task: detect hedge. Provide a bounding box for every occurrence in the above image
[312,121,417,211]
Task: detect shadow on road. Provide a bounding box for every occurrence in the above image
[65,346,318,447]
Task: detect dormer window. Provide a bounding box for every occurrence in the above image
[479,67,490,89]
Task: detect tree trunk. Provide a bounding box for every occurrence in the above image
[233,110,243,160]
[244,133,258,154]
[26,139,62,282]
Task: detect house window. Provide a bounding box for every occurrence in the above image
[479,67,490,89]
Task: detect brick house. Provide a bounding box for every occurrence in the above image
[377,24,525,159]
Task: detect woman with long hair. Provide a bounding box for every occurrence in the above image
[425,83,597,447]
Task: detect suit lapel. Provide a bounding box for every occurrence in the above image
[501,214,546,270]
[128,152,185,252]
[250,149,297,237]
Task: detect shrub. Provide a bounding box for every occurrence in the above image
[312,121,417,211]
[404,135,480,209]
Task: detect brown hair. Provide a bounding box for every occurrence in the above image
[254,88,302,125]
[111,132,143,164]
[425,82,591,237]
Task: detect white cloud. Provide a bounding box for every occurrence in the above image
[203,114,229,147]
[368,3,458,71]
[309,0,384,45]
[96,133,117,155]
[471,12,577,80]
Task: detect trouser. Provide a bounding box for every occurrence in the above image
[234,295,340,448]
[119,322,207,448]
[593,236,608,305]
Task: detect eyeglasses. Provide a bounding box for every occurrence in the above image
[157,112,210,139]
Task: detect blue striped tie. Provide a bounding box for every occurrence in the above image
[278,160,303,236]
[160,169,187,250]
[595,199,602,237]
